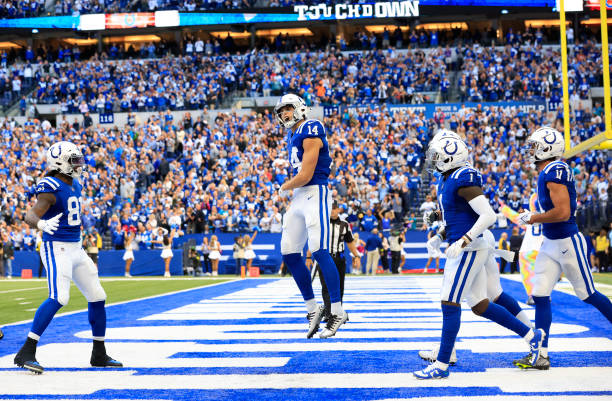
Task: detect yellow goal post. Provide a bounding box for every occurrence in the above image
[560,0,612,158]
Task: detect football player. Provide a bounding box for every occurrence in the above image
[275,94,347,339]
[414,136,544,379]
[14,141,122,374]
[514,127,612,369]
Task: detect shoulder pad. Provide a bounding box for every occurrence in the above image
[36,177,61,194]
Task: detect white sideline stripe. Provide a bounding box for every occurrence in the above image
[2,279,239,327]
[0,342,289,369]
[1,368,610,394]
[74,322,588,341]
[0,287,47,294]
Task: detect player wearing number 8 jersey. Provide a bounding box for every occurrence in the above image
[275,94,347,339]
[14,141,122,374]
[514,127,612,370]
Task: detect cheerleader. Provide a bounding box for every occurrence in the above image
[123,231,135,278]
[161,228,175,277]
[208,235,221,276]
[243,230,257,272]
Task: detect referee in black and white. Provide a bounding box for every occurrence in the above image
[311,201,360,320]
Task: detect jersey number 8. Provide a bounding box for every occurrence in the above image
[67,196,81,226]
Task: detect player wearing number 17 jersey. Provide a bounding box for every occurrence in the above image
[514,127,612,370]
[275,94,346,339]
[14,141,122,374]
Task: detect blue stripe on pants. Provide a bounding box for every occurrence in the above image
[577,233,596,292]
[448,251,469,303]
[323,186,330,250]
[44,241,51,298]
[454,251,477,303]
[571,234,593,296]
[318,186,324,251]
[49,241,58,300]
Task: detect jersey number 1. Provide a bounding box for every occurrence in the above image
[67,196,81,226]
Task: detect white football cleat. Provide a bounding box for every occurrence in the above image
[418,344,457,365]
[319,311,348,338]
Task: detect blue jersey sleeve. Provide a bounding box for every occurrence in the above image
[544,163,572,185]
[35,177,60,195]
[301,120,326,140]
[454,167,483,189]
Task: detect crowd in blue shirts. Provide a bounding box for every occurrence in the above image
[456,40,603,103]
[0,92,610,252]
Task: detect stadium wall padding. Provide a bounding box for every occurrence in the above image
[8,229,514,277]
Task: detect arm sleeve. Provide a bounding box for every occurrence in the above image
[465,195,496,241]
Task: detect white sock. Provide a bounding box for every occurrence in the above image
[305,298,318,314]
[92,336,105,341]
[331,302,344,316]
[28,332,40,341]
[515,311,533,329]
[523,329,534,343]
[540,347,548,358]
[433,360,449,370]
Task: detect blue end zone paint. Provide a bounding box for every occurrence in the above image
[1,276,610,400]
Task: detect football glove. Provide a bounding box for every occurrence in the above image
[445,234,472,259]
[37,213,63,235]
[517,211,533,226]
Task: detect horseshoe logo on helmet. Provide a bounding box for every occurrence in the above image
[543,131,557,144]
[49,144,61,158]
[443,140,458,155]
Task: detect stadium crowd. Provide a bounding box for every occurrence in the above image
[0,98,610,254]
[0,26,604,113]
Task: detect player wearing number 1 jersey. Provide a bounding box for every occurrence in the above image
[14,141,122,374]
[275,94,347,339]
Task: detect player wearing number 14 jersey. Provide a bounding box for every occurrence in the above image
[275,94,347,339]
[14,141,122,374]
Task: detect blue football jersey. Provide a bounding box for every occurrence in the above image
[437,166,483,244]
[35,176,83,242]
[537,160,578,239]
[287,119,332,186]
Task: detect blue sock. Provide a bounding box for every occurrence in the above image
[438,304,461,365]
[481,302,530,337]
[282,253,314,301]
[495,292,522,316]
[88,301,107,338]
[584,291,612,324]
[30,298,63,337]
[533,296,551,348]
[312,249,341,303]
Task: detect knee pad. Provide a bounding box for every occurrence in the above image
[87,285,107,303]
[57,292,70,306]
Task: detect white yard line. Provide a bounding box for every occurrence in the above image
[3,278,239,328]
